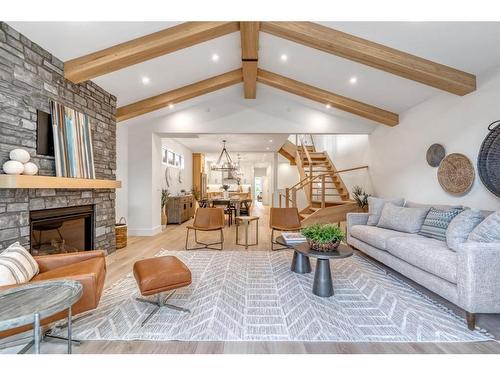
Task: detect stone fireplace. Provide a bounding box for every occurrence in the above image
[0,22,117,254]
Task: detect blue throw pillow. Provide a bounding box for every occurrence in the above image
[419,207,464,242]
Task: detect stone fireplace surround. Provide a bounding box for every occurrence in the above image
[0,22,117,254]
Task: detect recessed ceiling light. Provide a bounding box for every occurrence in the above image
[141,76,150,85]
[211,53,220,62]
[280,54,288,62]
[266,147,270,150]
[325,104,331,109]
[269,139,273,143]
[168,104,174,109]
[349,76,358,84]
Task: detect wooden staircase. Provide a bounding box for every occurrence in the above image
[277,136,367,224]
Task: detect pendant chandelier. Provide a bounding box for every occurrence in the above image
[211,140,238,171]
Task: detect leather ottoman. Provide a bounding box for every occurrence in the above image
[133,256,192,326]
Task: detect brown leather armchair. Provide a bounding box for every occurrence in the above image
[269,207,302,251]
[185,208,225,250]
[0,250,106,340]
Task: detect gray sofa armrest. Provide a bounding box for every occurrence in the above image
[346,212,369,243]
[457,242,500,313]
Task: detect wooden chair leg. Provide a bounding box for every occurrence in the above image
[185,228,190,250]
[466,312,476,330]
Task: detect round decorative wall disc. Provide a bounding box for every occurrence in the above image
[426,143,446,167]
[437,153,475,196]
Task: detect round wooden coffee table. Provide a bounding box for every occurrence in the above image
[276,235,311,274]
[293,242,353,297]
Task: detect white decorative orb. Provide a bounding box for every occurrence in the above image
[23,162,39,176]
[9,148,30,163]
[2,160,24,175]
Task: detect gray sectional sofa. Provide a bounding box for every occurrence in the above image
[347,202,500,330]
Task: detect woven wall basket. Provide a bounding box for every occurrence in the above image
[478,120,500,198]
[426,144,446,167]
[437,153,475,196]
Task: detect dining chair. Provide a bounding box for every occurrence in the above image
[269,207,302,251]
[185,208,225,250]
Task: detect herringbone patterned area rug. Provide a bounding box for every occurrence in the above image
[67,250,490,342]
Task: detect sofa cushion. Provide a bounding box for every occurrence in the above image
[377,204,429,233]
[386,236,457,284]
[350,225,417,250]
[446,209,485,251]
[0,242,39,286]
[366,197,405,226]
[467,211,500,243]
[419,207,464,241]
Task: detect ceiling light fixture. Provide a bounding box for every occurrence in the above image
[211,53,220,62]
[168,104,174,109]
[266,147,270,150]
[211,140,238,172]
[141,76,150,85]
[349,76,358,84]
[269,139,273,143]
[325,104,331,109]
[280,54,288,62]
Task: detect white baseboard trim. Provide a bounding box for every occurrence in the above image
[128,225,163,237]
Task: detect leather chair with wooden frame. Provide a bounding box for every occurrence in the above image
[269,207,302,251]
[185,208,225,250]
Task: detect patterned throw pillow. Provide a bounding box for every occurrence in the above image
[467,211,500,243]
[419,207,464,242]
[0,242,39,287]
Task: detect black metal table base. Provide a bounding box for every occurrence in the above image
[291,251,311,274]
[312,259,334,297]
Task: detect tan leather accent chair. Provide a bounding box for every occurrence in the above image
[269,207,302,251]
[185,208,225,250]
[0,250,106,340]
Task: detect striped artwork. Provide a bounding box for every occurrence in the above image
[50,101,95,178]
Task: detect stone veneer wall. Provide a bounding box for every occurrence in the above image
[0,22,117,253]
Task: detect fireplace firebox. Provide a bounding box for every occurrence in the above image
[30,205,95,256]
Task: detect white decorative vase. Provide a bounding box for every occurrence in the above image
[23,162,39,175]
[9,149,30,164]
[2,160,24,175]
[223,190,229,199]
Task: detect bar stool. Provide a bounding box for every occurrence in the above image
[235,216,259,249]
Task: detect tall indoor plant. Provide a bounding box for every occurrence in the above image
[161,189,170,226]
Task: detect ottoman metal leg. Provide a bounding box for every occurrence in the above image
[137,291,190,326]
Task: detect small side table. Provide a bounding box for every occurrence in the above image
[235,216,259,249]
[0,280,82,354]
[276,235,311,274]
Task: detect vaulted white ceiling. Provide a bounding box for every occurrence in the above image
[8,21,500,134]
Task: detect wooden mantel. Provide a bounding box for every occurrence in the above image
[0,175,122,189]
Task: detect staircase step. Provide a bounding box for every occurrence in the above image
[312,193,340,197]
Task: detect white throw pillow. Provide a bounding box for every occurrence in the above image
[467,211,500,243]
[377,203,429,234]
[0,242,39,286]
[366,197,405,226]
[446,209,485,251]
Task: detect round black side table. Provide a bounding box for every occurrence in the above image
[292,243,353,297]
[275,235,311,274]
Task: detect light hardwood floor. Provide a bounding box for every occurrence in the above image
[17,203,500,354]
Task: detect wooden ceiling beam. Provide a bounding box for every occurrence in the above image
[240,22,260,99]
[261,22,476,95]
[65,22,240,83]
[116,69,243,122]
[257,69,399,126]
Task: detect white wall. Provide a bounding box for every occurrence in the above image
[160,138,193,196]
[314,134,374,196]
[115,124,128,222]
[368,67,500,210]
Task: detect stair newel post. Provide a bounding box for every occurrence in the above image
[309,178,313,204]
[285,188,290,208]
[321,174,326,208]
[292,188,297,208]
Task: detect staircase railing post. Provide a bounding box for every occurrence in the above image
[285,188,290,208]
[292,188,297,208]
[321,174,326,208]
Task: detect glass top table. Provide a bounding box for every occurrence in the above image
[0,280,82,354]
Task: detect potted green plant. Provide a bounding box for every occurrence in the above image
[161,189,170,225]
[352,185,370,212]
[301,223,345,252]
